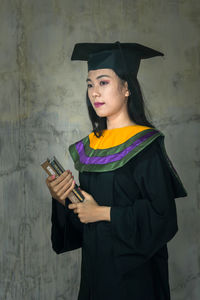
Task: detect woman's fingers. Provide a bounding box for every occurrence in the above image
[68,203,78,210]
[59,179,76,201]
[45,170,76,205]
[53,173,73,193]
[50,170,71,187]
[47,171,73,194]
[46,174,56,186]
[68,202,82,214]
[56,177,74,197]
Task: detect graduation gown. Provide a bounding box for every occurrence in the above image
[51,126,187,300]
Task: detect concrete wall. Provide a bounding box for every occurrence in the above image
[0,0,199,299]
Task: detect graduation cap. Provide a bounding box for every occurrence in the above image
[71,41,164,77]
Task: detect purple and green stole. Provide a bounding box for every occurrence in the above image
[69,129,163,173]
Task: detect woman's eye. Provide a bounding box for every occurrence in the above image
[87,83,93,88]
[100,80,109,86]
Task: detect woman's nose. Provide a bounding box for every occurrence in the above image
[92,86,100,97]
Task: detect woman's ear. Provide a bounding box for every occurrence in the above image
[124,81,130,97]
[125,90,130,97]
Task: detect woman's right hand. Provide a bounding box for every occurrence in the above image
[46,170,75,206]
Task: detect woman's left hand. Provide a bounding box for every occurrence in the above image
[68,190,103,223]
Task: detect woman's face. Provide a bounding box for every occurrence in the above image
[87,69,129,119]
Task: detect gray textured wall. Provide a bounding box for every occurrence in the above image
[0,0,199,299]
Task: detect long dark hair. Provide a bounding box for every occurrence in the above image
[86,72,155,137]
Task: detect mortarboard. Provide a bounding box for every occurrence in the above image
[71,41,164,77]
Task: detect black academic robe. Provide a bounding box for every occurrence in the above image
[51,135,187,300]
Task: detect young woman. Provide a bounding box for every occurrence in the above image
[46,42,187,300]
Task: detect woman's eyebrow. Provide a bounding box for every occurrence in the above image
[86,75,111,82]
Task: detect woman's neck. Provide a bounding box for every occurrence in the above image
[106,114,136,130]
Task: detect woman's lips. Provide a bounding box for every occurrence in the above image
[94,102,105,108]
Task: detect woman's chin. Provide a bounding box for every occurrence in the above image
[95,111,108,118]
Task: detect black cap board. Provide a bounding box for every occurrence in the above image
[71,41,164,77]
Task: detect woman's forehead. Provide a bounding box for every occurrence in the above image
[87,68,117,79]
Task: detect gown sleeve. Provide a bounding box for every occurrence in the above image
[51,197,83,254]
[110,137,187,261]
